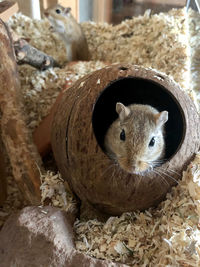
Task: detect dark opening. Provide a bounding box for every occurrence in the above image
[119,66,128,71]
[92,77,185,160]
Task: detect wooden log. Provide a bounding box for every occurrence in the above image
[0,19,42,205]
[13,38,60,70]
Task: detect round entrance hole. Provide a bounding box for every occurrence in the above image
[92,77,185,161]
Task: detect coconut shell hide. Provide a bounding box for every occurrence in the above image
[51,64,200,215]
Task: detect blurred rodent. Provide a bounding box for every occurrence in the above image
[104,102,168,174]
[44,5,90,61]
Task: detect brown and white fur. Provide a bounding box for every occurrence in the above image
[104,102,168,174]
[44,5,90,61]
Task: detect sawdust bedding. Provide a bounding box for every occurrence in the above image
[0,7,200,266]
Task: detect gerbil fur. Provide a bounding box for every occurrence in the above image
[104,102,168,174]
[44,5,90,61]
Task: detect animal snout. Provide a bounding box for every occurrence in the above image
[137,161,149,172]
[44,11,49,17]
[118,157,150,174]
[124,160,149,174]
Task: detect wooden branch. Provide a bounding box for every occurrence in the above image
[0,2,58,71]
[14,38,60,70]
[0,19,42,205]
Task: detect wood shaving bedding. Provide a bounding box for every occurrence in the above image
[40,171,77,213]
[16,61,106,131]
[0,7,199,266]
[74,162,200,266]
[82,8,190,92]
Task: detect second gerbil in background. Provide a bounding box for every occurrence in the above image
[44,5,90,62]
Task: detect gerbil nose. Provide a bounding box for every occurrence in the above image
[130,160,149,173]
[131,166,137,172]
[138,161,149,172]
[130,162,137,172]
[44,11,49,17]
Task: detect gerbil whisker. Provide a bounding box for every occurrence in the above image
[146,160,164,169]
[97,163,118,181]
[110,167,120,186]
[73,153,109,161]
[159,167,181,177]
[157,165,181,177]
[151,159,165,164]
[152,170,170,187]
[85,161,108,177]
[147,159,181,177]
[149,165,153,172]
[135,175,143,191]
[155,169,179,185]
[158,158,168,163]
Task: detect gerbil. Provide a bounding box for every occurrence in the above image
[104,102,168,174]
[44,5,90,61]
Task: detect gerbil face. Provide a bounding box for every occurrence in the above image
[104,103,168,175]
[44,5,72,34]
[44,5,71,19]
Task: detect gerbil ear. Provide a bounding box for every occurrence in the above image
[64,7,71,14]
[116,102,130,121]
[155,111,168,127]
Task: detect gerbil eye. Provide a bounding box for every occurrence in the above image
[120,129,126,141]
[55,9,61,14]
[149,137,155,147]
